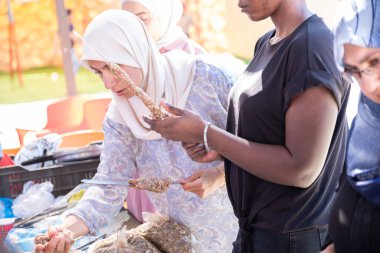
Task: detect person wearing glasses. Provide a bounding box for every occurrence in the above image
[321,0,380,253]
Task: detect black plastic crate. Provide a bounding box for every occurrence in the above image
[0,159,99,198]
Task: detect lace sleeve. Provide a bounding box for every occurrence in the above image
[65,118,137,233]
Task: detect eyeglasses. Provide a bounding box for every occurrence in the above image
[343,57,380,82]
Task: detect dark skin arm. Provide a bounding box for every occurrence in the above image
[144,86,338,188]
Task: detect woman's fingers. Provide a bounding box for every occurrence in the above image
[182,180,203,192]
[181,171,203,191]
[182,142,199,149]
[55,234,66,253]
[34,227,74,253]
[35,244,45,253]
[48,227,60,238]
[63,232,73,253]
[160,100,184,116]
[143,103,205,143]
[182,143,209,162]
[142,115,170,132]
[44,236,59,253]
[186,144,206,156]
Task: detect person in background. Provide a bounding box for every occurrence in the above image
[143,0,350,252]
[34,10,237,253]
[66,9,80,74]
[51,9,81,74]
[120,0,203,222]
[121,0,248,76]
[121,0,205,54]
[321,0,380,252]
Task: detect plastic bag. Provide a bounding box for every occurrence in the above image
[4,215,63,253]
[129,213,194,253]
[88,213,195,253]
[0,198,15,218]
[4,227,47,253]
[14,133,62,170]
[12,181,55,219]
[0,203,4,218]
[88,226,161,253]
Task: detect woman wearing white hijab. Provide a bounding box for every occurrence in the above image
[34,10,237,253]
[120,0,244,221]
[121,0,205,54]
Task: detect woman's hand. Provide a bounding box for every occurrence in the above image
[143,100,206,143]
[179,166,225,199]
[34,227,74,253]
[182,142,221,163]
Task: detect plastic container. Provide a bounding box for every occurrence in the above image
[0,159,99,198]
[0,218,15,241]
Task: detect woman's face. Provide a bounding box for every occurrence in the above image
[238,0,282,21]
[343,44,380,103]
[122,2,161,42]
[88,60,143,98]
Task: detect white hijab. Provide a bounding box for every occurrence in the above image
[120,0,187,49]
[81,10,196,140]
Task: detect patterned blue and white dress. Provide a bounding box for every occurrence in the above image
[66,60,239,253]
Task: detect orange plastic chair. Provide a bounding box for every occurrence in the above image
[15,96,88,145]
[82,98,111,130]
[2,147,20,156]
[59,130,105,148]
[44,96,87,131]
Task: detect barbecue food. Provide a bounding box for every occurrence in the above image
[34,234,50,245]
[90,215,193,253]
[131,218,193,253]
[89,229,161,253]
[107,62,168,119]
[128,177,171,193]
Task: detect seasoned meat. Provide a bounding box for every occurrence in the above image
[107,62,167,119]
[131,219,193,253]
[34,234,50,245]
[89,230,161,253]
[128,177,171,193]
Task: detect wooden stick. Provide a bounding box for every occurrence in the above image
[106,62,168,119]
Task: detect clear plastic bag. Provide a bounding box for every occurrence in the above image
[12,181,55,219]
[14,133,62,170]
[88,213,195,253]
[130,213,195,253]
[88,226,161,253]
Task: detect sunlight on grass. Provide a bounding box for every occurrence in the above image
[0,67,107,104]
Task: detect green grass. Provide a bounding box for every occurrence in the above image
[0,67,108,104]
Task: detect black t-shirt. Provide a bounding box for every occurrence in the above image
[225,15,350,231]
